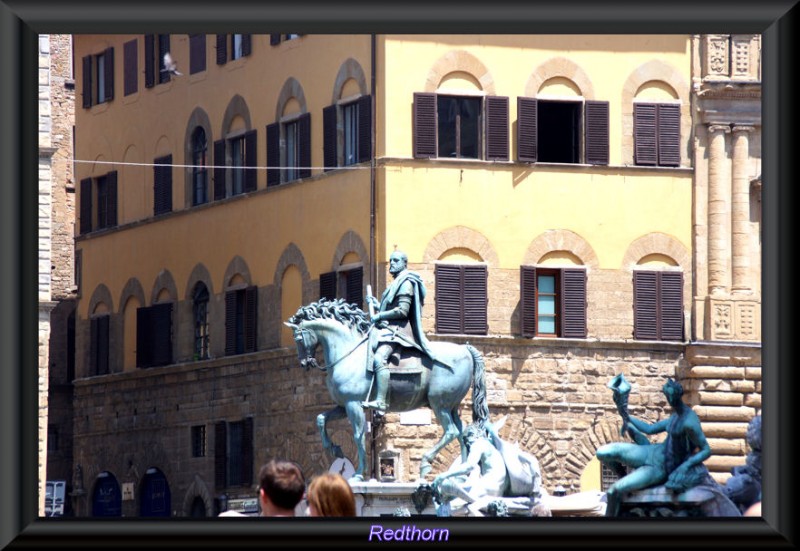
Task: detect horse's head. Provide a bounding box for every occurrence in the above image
[284,322,320,371]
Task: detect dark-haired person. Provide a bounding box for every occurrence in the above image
[258,459,306,517]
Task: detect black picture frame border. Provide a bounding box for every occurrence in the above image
[1,1,796,548]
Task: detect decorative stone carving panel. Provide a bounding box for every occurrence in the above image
[704,35,730,79]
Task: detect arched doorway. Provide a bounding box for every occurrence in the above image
[189,496,207,517]
[140,467,171,517]
[91,471,122,517]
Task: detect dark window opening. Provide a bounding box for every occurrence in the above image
[437,96,481,159]
[537,100,581,163]
[191,425,206,458]
[229,136,245,195]
[193,284,210,359]
[225,287,257,356]
[343,102,359,166]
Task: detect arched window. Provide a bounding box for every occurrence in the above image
[192,127,208,205]
[193,283,210,359]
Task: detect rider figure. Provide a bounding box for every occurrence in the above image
[362,250,436,412]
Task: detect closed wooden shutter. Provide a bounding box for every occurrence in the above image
[123,40,137,96]
[463,265,488,335]
[520,266,537,337]
[346,267,363,309]
[634,103,657,166]
[319,272,336,301]
[241,417,254,485]
[517,97,537,162]
[189,34,206,75]
[241,34,252,57]
[659,271,684,341]
[153,155,172,215]
[435,264,463,334]
[81,55,92,107]
[244,130,257,192]
[633,270,659,340]
[357,95,372,163]
[485,96,509,161]
[561,268,587,338]
[244,286,258,353]
[298,113,311,179]
[151,303,173,367]
[90,317,98,374]
[213,139,226,200]
[216,34,227,65]
[584,100,609,165]
[270,34,281,46]
[79,178,92,234]
[225,291,236,356]
[657,104,681,167]
[214,421,227,489]
[144,34,155,88]
[136,306,152,368]
[157,35,170,84]
[266,123,280,187]
[106,171,118,227]
[103,47,114,101]
[322,104,337,171]
[96,315,109,375]
[413,92,437,158]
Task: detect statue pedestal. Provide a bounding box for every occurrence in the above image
[620,484,740,517]
[350,480,437,517]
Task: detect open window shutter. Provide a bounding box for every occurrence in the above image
[214,421,227,488]
[463,265,488,335]
[323,104,337,171]
[266,123,280,187]
[244,130,257,192]
[241,34,252,57]
[215,34,227,65]
[520,266,537,337]
[189,34,205,74]
[213,139,226,200]
[357,95,372,163]
[657,104,681,167]
[413,92,437,158]
[90,317,98,375]
[241,417,254,485]
[517,97,538,162]
[136,307,152,368]
[81,55,92,107]
[634,103,657,166]
[585,100,609,165]
[435,265,463,334]
[123,40,138,96]
[154,155,172,215]
[79,178,92,234]
[319,271,336,301]
[97,315,110,375]
[561,268,587,338]
[144,34,155,88]
[151,303,173,367]
[633,270,658,340]
[659,271,684,341]
[244,286,258,353]
[346,267,363,309]
[298,113,311,179]
[104,47,114,101]
[485,96,509,161]
[270,34,281,46]
[224,291,236,355]
[106,171,118,226]
[158,35,170,83]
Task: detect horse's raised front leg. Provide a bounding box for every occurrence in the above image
[344,400,368,482]
[317,406,348,459]
[420,407,462,480]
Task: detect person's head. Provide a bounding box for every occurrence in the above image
[306,473,356,517]
[462,423,488,449]
[662,377,684,407]
[388,250,408,277]
[258,459,306,516]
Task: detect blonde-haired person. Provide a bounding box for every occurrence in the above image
[307,473,357,516]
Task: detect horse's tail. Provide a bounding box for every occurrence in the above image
[466,344,489,426]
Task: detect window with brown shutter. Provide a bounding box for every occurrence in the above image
[157,34,170,84]
[215,34,227,65]
[90,315,110,375]
[323,105,337,171]
[266,123,280,187]
[225,286,258,356]
[435,264,488,335]
[215,418,253,489]
[584,101,609,165]
[244,130,257,192]
[485,96,509,161]
[520,266,587,338]
[144,34,155,88]
[136,303,173,368]
[357,95,372,163]
[298,113,311,179]
[81,55,92,108]
[153,155,172,216]
[270,34,281,46]
[517,97,538,162]
[123,39,138,96]
[102,47,114,102]
[320,272,336,301]
[413,92,437,158]
[214,421,227,489]
[345,267,364,309]
[79,178,92,234]
[213,139,226,200]
[633,270,683,341]
[634,102,681,167]
[189,34,206,75]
